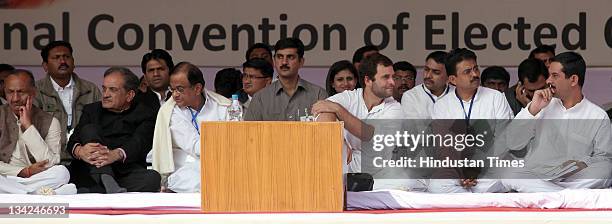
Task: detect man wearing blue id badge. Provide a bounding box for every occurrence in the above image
[428,48,514,193]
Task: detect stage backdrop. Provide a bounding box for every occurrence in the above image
[2,0,612,67]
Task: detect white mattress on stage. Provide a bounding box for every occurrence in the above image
[0,189,611,224]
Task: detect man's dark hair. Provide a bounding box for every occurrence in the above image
[103,66,140,92]
[214,68,242,99]
[352,45,379,64]
[242,58,274,77]
[245,43,273,61]
[481,66,510,86]
[325,60,359,96]
[550,51,586,87]
[41,41,73,62]
[7,69,36,87]
[171,62,206,87]
[445,48,477,76]
[425,51,448,64]
[140,49,174,74]
[393,61,417,75]
[274,38,305,58]
[358,53,393,86]
[528,44,556,59]
[518,58,549,83]
[0,64,15,73]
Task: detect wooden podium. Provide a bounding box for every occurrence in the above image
[200,121,344,212]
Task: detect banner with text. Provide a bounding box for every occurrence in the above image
[1,0,612,67]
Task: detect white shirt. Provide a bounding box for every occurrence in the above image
[50,77,74,127]
[402,84,454,119]
[327,88,405,174]
[432,86,513,120]
[153,89,172,106]
[169,92,228,169]
[0,116,61,176]
[512,97,612,170]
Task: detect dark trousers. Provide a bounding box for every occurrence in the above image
[70,124,160,193]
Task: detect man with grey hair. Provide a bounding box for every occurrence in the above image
[0,69,75,194]
[67,67,160,193]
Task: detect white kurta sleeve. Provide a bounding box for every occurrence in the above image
[580,119,612,166]
[21,118,61,166]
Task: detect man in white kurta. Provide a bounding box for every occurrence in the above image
[500,52,612,192]
[0,69,74,194]
[401,51,454,119]
[152,62,230,193]
[428,48,513,193]
[313,53,425,191]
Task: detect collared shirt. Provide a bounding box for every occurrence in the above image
[401,84,454,119]
[432,86,513,120]
[244,78,327,121]
[153,89,172,106]
[50,77,74,127]
[0,115,61,176]
[169,92,228,169]
[512,97,612,170]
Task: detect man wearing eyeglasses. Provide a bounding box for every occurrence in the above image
[151,62,231,193]
[244,38,327,121]
[391,61,416,102]
[238,58,273,112]
[428,48,513,194]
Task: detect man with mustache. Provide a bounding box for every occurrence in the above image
[312,53,418,190]
[67,67,160,193]
[0,69,76,194]
[504,59,549,115]
[34,41,101,163]
[499,52,612,192]
[244,38,327,121]
[428,48,513,193]
[391,61,416,102]
[401,51,454,119]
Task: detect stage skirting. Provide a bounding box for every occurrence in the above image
[1,189,611,223]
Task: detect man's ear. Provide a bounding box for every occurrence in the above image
[570,74,579,87]
[448,75,457,86]
[42,62,49,73]
[126,90,136,103]
[195,83,204,93]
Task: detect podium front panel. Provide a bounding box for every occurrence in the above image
[200,121,343,212]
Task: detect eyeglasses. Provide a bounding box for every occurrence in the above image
[242,73,269,80]
[170,85,193,94]
[392,76,416,81]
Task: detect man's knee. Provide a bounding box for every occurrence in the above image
[141,170,161,192]
[44,165,70,185]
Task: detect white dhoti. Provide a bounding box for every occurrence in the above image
[167,160,201,193]
[1,165,72,194]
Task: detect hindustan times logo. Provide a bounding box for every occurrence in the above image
[372,131,487,151]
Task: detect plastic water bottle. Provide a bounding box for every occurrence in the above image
[227,94,243,121]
